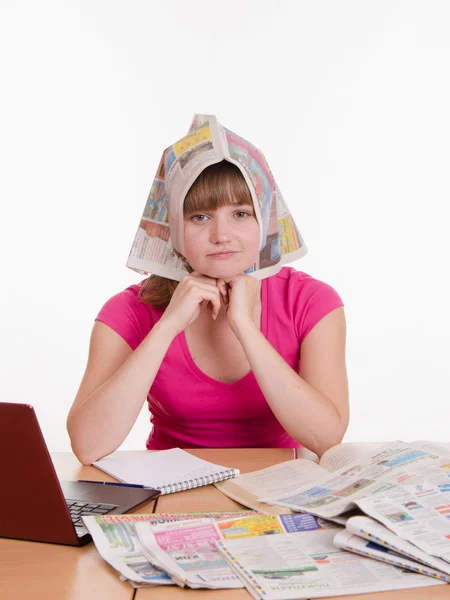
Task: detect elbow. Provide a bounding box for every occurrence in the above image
[305,416,349,459]
[75,453,94,467]
[69,437,96,466]
[316,422,349,458]
[314,437,340,459]
[66,417,97,466]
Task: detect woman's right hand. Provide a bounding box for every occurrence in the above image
[159,272,228,336]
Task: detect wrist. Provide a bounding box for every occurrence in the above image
[151,317,180,341]
[229,316,258,340]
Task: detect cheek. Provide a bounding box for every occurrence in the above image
[183,225,205,263]
[244,222,261,255]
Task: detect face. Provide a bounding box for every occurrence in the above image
[183,202,260,278]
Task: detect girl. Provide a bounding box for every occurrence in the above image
[67,159,349,465]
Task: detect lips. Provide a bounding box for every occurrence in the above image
[208,251,238,258]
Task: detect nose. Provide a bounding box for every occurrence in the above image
[210,214,232,244]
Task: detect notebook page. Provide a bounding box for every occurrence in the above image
[93,448,239,488]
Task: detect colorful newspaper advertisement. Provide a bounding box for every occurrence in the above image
[136,517,243,589]
[134,513,339,589]
[82,511,255,588]
[216,527,446,599]
[126,114,307,282]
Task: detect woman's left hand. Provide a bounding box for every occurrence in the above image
[220,273,259,334]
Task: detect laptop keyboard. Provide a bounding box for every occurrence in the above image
[65,499,118,528]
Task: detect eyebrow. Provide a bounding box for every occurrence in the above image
[185,203,254,216]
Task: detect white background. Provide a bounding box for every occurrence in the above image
[1,1,449,452]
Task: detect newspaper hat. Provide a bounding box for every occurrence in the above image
[126,114,307,281]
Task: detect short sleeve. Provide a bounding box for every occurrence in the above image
[95,283,152,351]
[291,273,344,343]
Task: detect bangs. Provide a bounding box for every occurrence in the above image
[183,161,253,216]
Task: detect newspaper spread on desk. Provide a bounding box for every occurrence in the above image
[216,526,445,599]
[259,441,450,564]
[84,509,447,595]
[82,510,255,588]
[126,113,307,282]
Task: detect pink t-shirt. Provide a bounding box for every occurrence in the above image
[96,267,343,450]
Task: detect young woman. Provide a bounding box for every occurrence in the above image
[67,161,349,465]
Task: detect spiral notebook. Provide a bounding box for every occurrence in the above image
[93,448,240,495]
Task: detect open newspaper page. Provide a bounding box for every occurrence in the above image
[346,515,450,576]
[334,529,450,582]
[135,513,339,590]
[259,442,450,519]
[215,459,329,514]
[305,440,450,473]
[216,526,445,600]
[355,468,450,562]
[82,510,254,588]
[319,442,388,472]
[410,440,450,455]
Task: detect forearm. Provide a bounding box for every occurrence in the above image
[233,322,347,457]
[67,321,176,464]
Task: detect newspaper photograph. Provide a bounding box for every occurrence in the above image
[216,527,446,599]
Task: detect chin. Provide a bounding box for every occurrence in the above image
[199,262,253,280]
[204,269,239,279]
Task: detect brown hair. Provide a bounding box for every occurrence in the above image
[139,160,253,306]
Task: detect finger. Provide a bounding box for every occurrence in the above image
[223,282,230,304]
[216,278,229,303]
[188,284,221,319]
[210,291,221,319]
[182,273,220,293]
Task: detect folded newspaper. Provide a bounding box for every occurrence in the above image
[126,113,307,281]
[336,515,450,581]
[259,440,450,564]
[82,510,257,588]
[215,522,446,599]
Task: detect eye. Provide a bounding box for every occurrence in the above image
[235,210,251,218]
[190,214,210,223]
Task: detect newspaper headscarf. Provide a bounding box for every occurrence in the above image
[127,114,307,281]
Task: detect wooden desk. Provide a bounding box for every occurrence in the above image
[0,449,293,600]
[1,449,449,600]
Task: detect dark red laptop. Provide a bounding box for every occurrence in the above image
[0,402,160,546]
